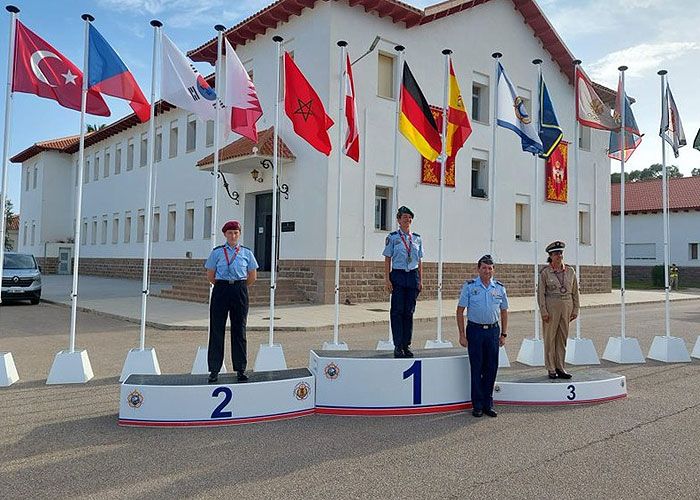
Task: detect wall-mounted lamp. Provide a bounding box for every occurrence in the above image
[251,168,264,183]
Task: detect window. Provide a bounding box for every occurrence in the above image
[115,143,122,174]
[81,220,87,245]
[205,120,214,147]
[140,133,148,167]
[184,201,194,240]
[515,196,531,241]
[124,211,132,243]
[579,204,591,245]
[104,150,110,177]
[25,167,30,191]
[377,52,395,99]
[169,120,178,158]
[112,214,119,244]
[203,198,212,239]
[30,222,35,246]
[167,204,177,241]
[471,152,489,198]
[84,158,90,183]
[186,115,197,152]
[374,186,392,231]
[91,219,97,245]
[152,208,160,242]
[472,72,490,123]
[578,125,591,151]
[137,209,145,242]
[127,139,134,171]
[625,243,655,260]
[33,165,38,189]
[155,127,162,162]
[94,155,100,181]
[690,243,698,260]
[101,216,107,244]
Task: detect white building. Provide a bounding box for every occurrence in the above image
[12,0,613,303]
[611,176,700,286]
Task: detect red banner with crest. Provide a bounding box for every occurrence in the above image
[420,107,456,187]
[545,141,568,203]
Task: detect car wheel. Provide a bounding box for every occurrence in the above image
[30,298,40,305]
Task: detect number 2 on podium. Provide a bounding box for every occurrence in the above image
[403,360,422,405]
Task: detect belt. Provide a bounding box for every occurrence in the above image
[467,320,499,330]
[391,268,417,273]
[215,279,246,285]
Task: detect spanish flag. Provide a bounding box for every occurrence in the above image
[399,62,441,162]
[445,59,472,158]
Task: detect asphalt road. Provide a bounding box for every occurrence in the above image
[1,300,699,499]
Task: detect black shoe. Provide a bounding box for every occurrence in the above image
[548,371,558,379]
[208,372,218,383]
[556,369,572,379]
[484,408,498,418]
[472,409,483,418]
[403,346,414,358]
[394,348,405,358]
[237,371,249,382]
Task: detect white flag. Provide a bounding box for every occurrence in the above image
[224,39,262,142]
[496,62,542,154]
[161,34,220,121]
[660,83,686,158]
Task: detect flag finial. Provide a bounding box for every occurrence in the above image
[572,59,581,66]
[395,45,405,52]
[618,65,628,72]
[657,69,667,76]
[81,13,94,22]
[337,40,347,47]
[215,24,225,32]
[150,20,162,28]
[273,35,283,43]
[492,52,502,59]
[6,5,19,13]
[442,48,452,55]
[532,58,542,65]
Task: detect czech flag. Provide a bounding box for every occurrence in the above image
[87,24,150,122]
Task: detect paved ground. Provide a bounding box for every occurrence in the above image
[1,299,699,498]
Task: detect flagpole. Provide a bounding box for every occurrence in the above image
[569,60,581,339]
[532,59,542,343]
[658,70,671,338]
[618,65,627,340]
[489,52,501,257]
[379,44,404,350]
[329,40,347,349]
[269,35,283,349]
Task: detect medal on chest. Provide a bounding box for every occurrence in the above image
[399,232,413,264]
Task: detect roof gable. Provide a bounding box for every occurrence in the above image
[611,176,700,214]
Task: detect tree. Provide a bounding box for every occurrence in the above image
[692,167,700,177]
[611,172,629,183]
[86,123,106,133]
[4,199,15,251]
[613,164,684,184]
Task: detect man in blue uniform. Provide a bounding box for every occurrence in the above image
[456,255,509,417]
[383,206,423,358]
[204,220,258,383]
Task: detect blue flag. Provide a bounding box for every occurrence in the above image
[496,62,543,155]
[608,74,642,161]
[538,74,563,159]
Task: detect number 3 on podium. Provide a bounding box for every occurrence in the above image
[403,360,422,405]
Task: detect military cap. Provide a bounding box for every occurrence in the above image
[396,206,414,218]
[221,220,241,233]
[545,240,566,253]
[478,254,494,266]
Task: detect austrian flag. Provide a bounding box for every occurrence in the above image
[343,53,359,162]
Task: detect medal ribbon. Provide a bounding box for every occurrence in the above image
[223,245,241,269]
[399,231,412,261]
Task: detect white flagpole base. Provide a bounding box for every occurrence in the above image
[0,352,19,387]
[565,337,601,365]
[692,337,700,359]
[120,347,161,382]
[602,336,645,364]
[647,335,691,363]
[322,341,348,351]
[46,350,93,384]
[376,340,395,350]
[254,343,287,372]
[191,345,227,375]
[516,338,545,366]
[424,339,453,349]
[498,346,511,368]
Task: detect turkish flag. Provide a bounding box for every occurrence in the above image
[284,52,333,155]
[12,20,110,116]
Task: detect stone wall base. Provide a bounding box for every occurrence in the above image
[612,265,700,288]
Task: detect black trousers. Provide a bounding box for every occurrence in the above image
[466,321,500,411]
[208,281,249,374]
[390,269,420,349]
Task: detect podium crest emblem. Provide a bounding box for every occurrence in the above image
[324,362,340,380]
[127,389,144,408]
[294,381,311,400]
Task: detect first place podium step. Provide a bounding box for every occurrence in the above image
[119,368,314,427]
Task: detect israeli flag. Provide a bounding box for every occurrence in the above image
[497,62,543,155]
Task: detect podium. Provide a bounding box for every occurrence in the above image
[119,368,314,427]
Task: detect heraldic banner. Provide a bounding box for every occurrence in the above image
[421,107,456,187]
[545,141,568,203]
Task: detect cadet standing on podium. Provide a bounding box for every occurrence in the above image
[538,241,579,379]
[205,220,258,383]
[383,206,423,358]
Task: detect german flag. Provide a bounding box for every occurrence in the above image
[399,62,441,162]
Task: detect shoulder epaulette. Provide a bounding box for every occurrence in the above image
[389,230,398,236]
[213,244,224,250]
[241,245,251,251]
[412,232,420,237]
[466,279,475,285]
[495,280,504,286]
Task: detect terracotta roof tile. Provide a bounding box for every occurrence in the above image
[7,215,19,231]
[196,127,295,167]
[611,176,700,214]
[10,134,80,163]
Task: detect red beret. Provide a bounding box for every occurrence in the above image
[221,220,241,233]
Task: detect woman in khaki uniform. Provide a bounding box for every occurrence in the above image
[538,241,579,379]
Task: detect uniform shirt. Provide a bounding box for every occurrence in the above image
[458,277,509,325]
[538,265,579,316]
[204,242,258,281]
[382,229,423,271]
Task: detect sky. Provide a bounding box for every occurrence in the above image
[1,0,698,211]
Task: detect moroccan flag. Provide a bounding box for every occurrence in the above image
[12,20,110,116]
[608,73,643,161]
[88,24,150,122]
[343,53,359,162]
[445,59,471,158]
[284,52,334,155]
[575,67,615,131]
[399,62,441,162]
[225,38,262,142]
[538,74,563,159]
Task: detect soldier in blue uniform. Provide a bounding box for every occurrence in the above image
[456,255,509,417]
[204,220,258,383]
[383,206,423,358]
